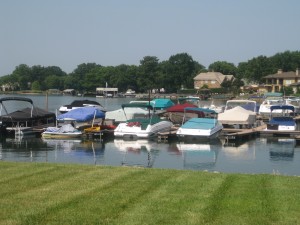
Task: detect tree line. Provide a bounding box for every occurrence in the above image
[0,51,299,94]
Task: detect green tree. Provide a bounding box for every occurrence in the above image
[208,61,237,75]
[71,63,102,91]
[270,51,300,72]
[137,56,159,92]
[11,64,31,90]
[237,56,273,83]
[44,75,63,90]
[167,53,196,90]
[31,81,41,91]
[110,64,138,92]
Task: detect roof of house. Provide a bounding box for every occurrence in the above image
[193,72,234,83]
[264,71,299,79]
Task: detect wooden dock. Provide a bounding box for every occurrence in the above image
[157,127,179,142]
[157,123,299,143]
[221,124,267,141]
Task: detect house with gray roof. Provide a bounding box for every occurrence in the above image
[193,71,234,89]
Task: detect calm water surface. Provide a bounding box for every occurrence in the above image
[0,94,299,176]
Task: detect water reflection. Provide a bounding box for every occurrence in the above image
[113,139,162,168]
[0,136,300,176]
[222,140,256,160]
[266,138,295,161]
[176,142,219,170]
[42,139,106,165]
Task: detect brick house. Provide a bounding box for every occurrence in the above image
[263,69,300,93]
[193,72,234,89]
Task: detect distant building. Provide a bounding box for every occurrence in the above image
[96,87,118,97]
[263,69,300,93]
[63,89,75,95]
[193,72,234,89]
[47,89,61,95]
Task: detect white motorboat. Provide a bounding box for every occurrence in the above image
[176,107,223,141]
[114,103,173,139]
[258,97,285,119]
[265,105,296,131]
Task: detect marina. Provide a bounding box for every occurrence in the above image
[0,94,300,176]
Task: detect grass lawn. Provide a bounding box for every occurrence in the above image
[1,161,300,225]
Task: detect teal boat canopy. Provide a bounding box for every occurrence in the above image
[150,98,174,109]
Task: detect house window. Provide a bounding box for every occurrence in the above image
[285,80,292,85]
[211,80,216,84]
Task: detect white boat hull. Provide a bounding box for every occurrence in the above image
[42,131,82,139]
[41,124,82,139]
[114,121,173,139]
[176,124,223,139]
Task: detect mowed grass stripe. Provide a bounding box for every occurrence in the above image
[36,168,178,225]
[270,175,300,224]
[1,164,135,224]
[1,162,300,225]
[117,171,227,225]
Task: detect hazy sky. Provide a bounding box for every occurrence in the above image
[1,0,300,76]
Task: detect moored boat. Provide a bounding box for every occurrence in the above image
[114,103,173,139]
[42,107,106,139]
[176,107,223,141]
[265,105,296,131]
[0,97,56,137]
[42,124,82,139]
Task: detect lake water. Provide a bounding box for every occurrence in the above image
[0,94,299,176]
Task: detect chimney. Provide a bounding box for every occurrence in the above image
[277,69,283,74]
[296,68,299,76]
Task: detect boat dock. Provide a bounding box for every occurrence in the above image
[157,123,300,143]
[157,127,179,142]
[221,124,266,141]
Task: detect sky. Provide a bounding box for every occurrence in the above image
[1,0,300,76]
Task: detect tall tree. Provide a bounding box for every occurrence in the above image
[237,56,273,83]
[110,64,138,92]
[71,63,102,91]
[11,64,31,90]
[208,61,237,75]
[270,51,300,72]
[167,53,199,90]
[137,56,159,92]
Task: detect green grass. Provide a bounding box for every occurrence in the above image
[1,162,300,225]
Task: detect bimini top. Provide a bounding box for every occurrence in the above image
[150,98,174,110]
[166,103,197,113]
[0,97,33,104]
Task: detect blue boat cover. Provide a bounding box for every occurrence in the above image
[57,107,105,122]
[269,117,295,126]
